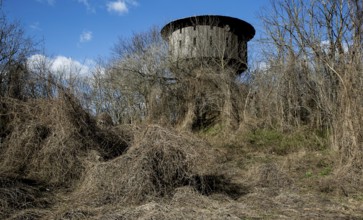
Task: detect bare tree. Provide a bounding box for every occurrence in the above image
[89,27,173,125]
[0,12,34,98]
[256,0,362,171]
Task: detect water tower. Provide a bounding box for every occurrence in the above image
[161,15,255,130]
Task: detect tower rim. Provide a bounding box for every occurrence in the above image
[161,15,255,41]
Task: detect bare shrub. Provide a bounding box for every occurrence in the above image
[71,125,216,206]
[0,93,130,188]
[5,209,51,220]
[0,177,53,219]
[255,0,363,190]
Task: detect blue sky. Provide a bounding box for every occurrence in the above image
[4,0,269,67]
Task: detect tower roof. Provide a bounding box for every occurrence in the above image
[161,15,255,41]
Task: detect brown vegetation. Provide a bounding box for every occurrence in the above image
[1,92,362,218]
[0,94,129,188]
[0,0,362,219]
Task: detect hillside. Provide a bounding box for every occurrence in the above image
[1,95,362,219]
[1,1,363,219]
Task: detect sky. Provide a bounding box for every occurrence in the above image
[3,0,270,73]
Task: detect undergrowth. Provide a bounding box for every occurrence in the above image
[0,96,362,219]
[245,127,329,155]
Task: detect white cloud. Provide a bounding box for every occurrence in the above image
[27,54,52,72]
[106,0,138,15]
[80,31,93,43]
[52,56,94,77]
[27,54,94,77]
[257,61,269,71]
[107,0,128,14]
[321,40,349,53]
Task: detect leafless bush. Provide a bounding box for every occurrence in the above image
[0,93,130,188]
[254,0,363,181]
[0,176,53,219]
[0,10,35,98]
[70,124,217,206]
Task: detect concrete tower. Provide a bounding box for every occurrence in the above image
[161,15,255,130]
[161,15,255,74]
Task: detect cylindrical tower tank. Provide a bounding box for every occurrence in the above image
[161,15,255,74]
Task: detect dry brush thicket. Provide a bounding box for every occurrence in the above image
[0,94,238,219]
[252,0,363,183]
[0,0,363,219]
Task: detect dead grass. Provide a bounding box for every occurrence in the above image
[0,94,129,188]
[0,94,130,219]
[0,95,362,219]
[69,124,218,207]
[0,176,53,219]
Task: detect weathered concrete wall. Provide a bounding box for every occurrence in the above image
[167,24,247,73]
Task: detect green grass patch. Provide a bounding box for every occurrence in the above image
[246,127,328,155]
[319,167,332,176]
[305,170,314,178]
